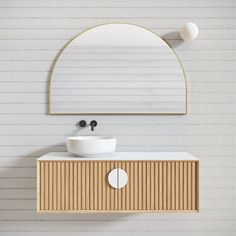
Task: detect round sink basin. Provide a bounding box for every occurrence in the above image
[66,136,116,157]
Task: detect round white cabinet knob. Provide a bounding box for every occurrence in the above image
[108,168,128,189]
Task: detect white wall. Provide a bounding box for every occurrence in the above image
[0,0,235,235]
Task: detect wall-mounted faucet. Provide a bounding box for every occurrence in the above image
[90,120,97,131]
[78,120,97,131]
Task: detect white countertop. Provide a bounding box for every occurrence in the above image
[37,152,198,161]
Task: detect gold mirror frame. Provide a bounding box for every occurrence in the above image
[49,23,187,115]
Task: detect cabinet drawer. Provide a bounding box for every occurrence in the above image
[37,160,199,212]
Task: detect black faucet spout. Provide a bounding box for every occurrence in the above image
[90,120,97,131]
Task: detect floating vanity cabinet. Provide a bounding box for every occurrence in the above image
[37,152,199,213]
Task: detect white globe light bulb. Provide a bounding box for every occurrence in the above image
[180,22,199,41]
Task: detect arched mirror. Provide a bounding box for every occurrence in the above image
[49,23,187,114]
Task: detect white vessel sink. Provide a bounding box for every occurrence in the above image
[66,136,116,157]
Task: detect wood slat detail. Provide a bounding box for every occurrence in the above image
[150,162,155,210]
[129,161,134,210]
[102,162,107,210]
[120,162,126,210]
[44,161,49,210]
[106,162,111,210]
[146,162,151,210]
[179,161,183,210]
[167,162,171,210]
[37,160,198,212]
[57,162,61,210]
[163,162,167,210]
[85,162,90,210]
[171,162,175,210]
[77,162,81,210]
[53,162,57,210]
[97,162,102,210]
[192,161,196,210]
[65,162,69,210]
[89,162,94,210]
[73,162,77,210]
[175,162,179,210]
[159,161,163,210]
[39,161,44,211]
[61,162,65,210]
[183,162,188,210]
[154,162,159,210]
[69,162,74,210]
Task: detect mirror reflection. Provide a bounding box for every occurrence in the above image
[50,24,186,114]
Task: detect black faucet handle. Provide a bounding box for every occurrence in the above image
[78,120,87,128]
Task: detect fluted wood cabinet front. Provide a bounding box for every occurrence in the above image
[37,160,199,212]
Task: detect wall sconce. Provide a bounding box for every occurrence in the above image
[180,22,199,41]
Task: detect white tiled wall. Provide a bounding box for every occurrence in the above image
[0,0,235,235]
